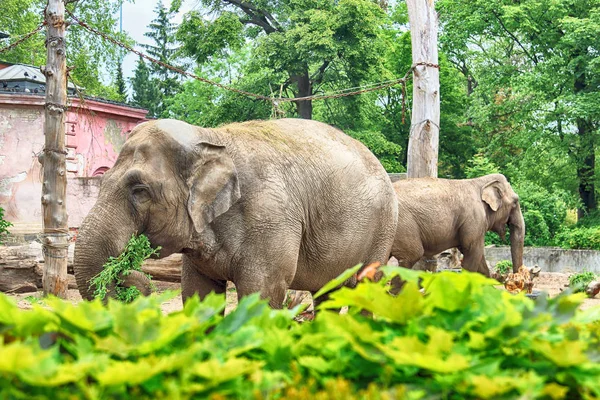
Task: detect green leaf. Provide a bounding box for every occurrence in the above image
[45,296,113,334]
[313,264,363,299]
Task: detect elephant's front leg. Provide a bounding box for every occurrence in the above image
[460,242,491,277]
[232,228,301,309]
[181,255,227,304]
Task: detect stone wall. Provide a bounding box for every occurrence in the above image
[485,246,600,274]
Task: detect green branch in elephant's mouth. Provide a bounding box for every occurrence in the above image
[90,233,160,302]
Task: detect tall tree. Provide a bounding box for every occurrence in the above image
[438,0,600,217]
[130,56,160,117]
[115,61,127,103]
[174,0,388,120]
[141,1,182,116]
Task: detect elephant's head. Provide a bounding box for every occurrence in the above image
[481,174,525,273]
[74,120,241,300]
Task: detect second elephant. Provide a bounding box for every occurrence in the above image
[391,174,525,275]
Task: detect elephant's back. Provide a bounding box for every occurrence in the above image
[217,118,385,176]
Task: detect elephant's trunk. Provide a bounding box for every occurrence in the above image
[509,204,525,273]
[74,203,152,300]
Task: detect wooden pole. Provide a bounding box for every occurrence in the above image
[41,0,69,298]
[406,0,440,178]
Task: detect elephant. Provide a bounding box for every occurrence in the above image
[73,118,398,308]
[390,173,525,276]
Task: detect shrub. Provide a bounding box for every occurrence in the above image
[554,226,600,250]
[494,260,512,274]
[0,207,12,245]
[568,272,597,293]
[1,267,599,399]
[485,181,568,247]
[90,234,159,302]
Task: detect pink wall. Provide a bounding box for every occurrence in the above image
[0,94,147,234]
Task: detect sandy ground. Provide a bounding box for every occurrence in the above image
[8,272,600,313]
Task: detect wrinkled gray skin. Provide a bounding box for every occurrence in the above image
[74,118,398,307]
[391,174,525,276]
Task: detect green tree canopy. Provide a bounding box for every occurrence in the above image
[174,0,389,120]
[141,0,183,117]
[438,0,600,216]
[0,0,135,100]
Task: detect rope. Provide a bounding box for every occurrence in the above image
[0,22,46,54]
[66,9,275,102]
[65,9,441,109]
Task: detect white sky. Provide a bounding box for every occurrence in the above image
[119,0,194,83]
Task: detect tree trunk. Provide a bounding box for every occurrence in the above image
[406,0,440,178]
[576,118,596,219]
[41,0,69,298]
[574,62,595,220]
[295,70,312,119]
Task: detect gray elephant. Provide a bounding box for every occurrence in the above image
[74,118,398,307]
[390,173,525,276]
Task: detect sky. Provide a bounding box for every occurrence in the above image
[119,0,194,82]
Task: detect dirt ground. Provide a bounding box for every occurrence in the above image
[8,271,599,313]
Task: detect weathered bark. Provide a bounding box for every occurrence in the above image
[41,0,69,298]
[295,70,312,119]
[406,0,440,178]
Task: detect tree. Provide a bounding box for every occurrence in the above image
[131,57,160,117]
[438,0,600,218]
[174,0,388,120]
[115,61,127,103]
[141,1,182,116]
[0,0,135,101]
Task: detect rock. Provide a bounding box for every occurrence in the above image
[586,281,600,298]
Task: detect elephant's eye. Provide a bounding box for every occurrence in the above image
[131,184,151,204]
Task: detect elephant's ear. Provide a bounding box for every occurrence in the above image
[481,180,503,212]
[186,142,241,233]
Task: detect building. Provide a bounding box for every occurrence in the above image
[0,61,148,238]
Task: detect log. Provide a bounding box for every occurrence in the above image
[141,254,182,282]
[0,244,182,293]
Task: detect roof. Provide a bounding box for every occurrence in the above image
[0,64,76,89]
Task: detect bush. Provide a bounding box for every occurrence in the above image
[554,226,600,250]
[0,207,12,245]
[1,267,599,399]
[485,181,568,247]
[90,234,159,302]
[568,272,597,293]
[494,260,512,274]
